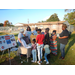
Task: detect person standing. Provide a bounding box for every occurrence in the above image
[36,29,45,65]
[58,24,69,60]
[32,27,38,35]
[50,30,57,55]
[44,28,50,45]
[24,26,32,42]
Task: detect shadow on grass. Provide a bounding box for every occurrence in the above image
[65,33,75,56]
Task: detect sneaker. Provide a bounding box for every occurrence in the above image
[31,60,34,62]
[37,61,41,65]
[44,60,46,62]
[46,62,49,64]
[35,61,37,63]
[59,56,62,60]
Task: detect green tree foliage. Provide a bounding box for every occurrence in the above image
[46,13,60,22]
[64,12,75,26]
[0,23,4,27]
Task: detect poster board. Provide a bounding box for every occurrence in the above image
[0,35,17,51]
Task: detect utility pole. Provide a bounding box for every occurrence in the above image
[28,19,29,24]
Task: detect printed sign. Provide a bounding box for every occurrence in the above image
[0,35,17,51]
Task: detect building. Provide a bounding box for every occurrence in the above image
[15,21,70,33]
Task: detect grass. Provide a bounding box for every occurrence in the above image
[0,31,75,65]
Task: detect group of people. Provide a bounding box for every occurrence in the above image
[17,24,69,65]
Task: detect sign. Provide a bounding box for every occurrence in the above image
[0,35,17,51]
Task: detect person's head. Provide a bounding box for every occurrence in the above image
[20,29,24,33]
[45,28,50,33]
[37,29,41,34]
[27,26,31,31]
[35,27,38,31]
[62,24,67,30]
[52,30,56,35]
[32,39,36,44]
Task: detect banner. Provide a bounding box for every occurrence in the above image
[0,35,17,51]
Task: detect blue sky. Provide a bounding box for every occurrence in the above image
[0,9,67,25]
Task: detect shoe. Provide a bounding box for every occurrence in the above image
[46,62,49,64]
[59,56,64,60]
[31,60,34,62]
[35,61,37,63]
[37,61,41,65]
[44,60,46,62]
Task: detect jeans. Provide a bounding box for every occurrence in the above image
[17,41,21,46]
[32,49,37,61]
[37,44,44,61]
[60,43,66,58]
[44,53,48,62]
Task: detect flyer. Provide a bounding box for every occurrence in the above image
[0,35,17,51]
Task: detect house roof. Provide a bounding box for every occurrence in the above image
[28,21,66,25]
[15,21,67,26]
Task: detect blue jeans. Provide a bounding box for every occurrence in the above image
[60,43,66,58]
[32,49,37,61]
[17,41,21,46]
[37,44,44,61]
[44,53,48,62]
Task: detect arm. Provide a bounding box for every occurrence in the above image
[18,38,22,45]
[59,36,68,39]
[52,35,57,40]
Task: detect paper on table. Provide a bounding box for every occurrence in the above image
[25,45,31,49]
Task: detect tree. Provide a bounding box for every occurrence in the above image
[4,20,10,27]
[0,23,3,27]
[46,13,60,22]
[64,12,75,26]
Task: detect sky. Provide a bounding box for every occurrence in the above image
[0,9,67,25]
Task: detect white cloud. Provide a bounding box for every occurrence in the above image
[43,16,50,21]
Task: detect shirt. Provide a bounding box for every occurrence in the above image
[24,31,32,39]
[36,34,45,44]
[32,30,37,35]
[18,32,23,39]
[31,44,36,50]
[58,29,69,45]
[44,45,50,54]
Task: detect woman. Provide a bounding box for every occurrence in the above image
[24,26,32,42]
[18,29,24,46]
[44,28,50,45]
[58,24,69,59]
[50,30,57,55]
[36,29,45,65]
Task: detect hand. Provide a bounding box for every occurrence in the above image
[59,37,62,39]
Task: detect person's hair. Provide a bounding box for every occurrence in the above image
[53,30,56,34]
[45,28,50,31]
[20,29,24,33]
[32,39,36,42]
[27,26,31,31]
[37,29,41,32]
[62,24,67,29]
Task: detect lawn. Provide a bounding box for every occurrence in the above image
[0,31,75,65]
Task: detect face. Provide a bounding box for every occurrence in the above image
[45,30,48,33]
[28,28,30,31]
[53,32,55,35]
[37,31,40,34]
[32,41,35,44]
[22,31,24,33]
[62,26,65,30]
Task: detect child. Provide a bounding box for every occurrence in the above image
[43,44,50,64]
[31,39,37,63]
